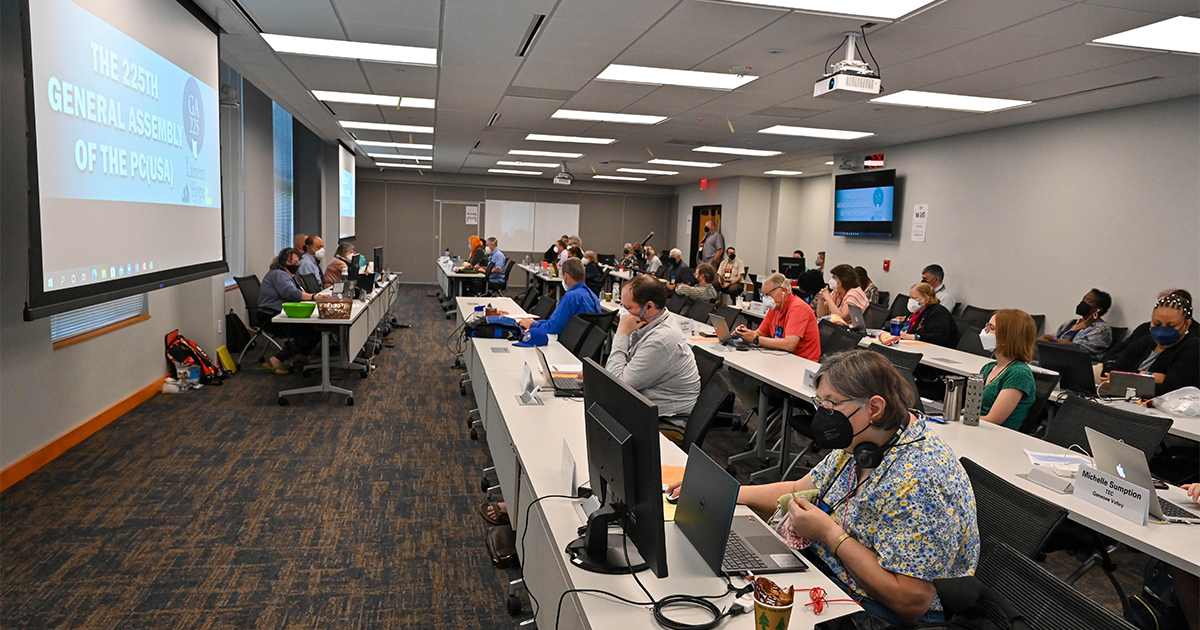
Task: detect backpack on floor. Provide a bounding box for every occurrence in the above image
[165,329,227,385]
[225,310,252,353]
[1126,559,1189,630]
[485,525,519,568]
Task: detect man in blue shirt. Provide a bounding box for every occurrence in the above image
[518,258,600,334]
[298,235,324,281]
[480,237,507,288]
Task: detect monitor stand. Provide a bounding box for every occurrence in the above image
[565,503,648,574]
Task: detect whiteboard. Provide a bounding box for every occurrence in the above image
[484,200,535,252]
[533,203,580,250]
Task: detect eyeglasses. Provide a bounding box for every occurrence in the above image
[812,396,861,410]
[983,323,996,333]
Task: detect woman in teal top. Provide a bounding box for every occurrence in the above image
[978,309,1038,430]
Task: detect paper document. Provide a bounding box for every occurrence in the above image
[1024,449,1092,468]
[550,363,583,375]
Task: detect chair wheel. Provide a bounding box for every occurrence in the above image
[361,369,369,379]
[470,428,478,440]
[507,594,522,616]
[346,397,354,406]
[277,397,288,406]
[480,477,490,493]
[460,384,467,396]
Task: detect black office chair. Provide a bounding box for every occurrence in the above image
[577,309,617,335]
[875,290,889,306]
[864,303,890,330]
[232,275,284,366]
[558,316,593,357]
[1019,369,1061,436]
[531,295,556,320]
[956,325,992,357]
[686,299,716,323]
[464,261,495,297]
[818,320,865,360]
[714,304,744,330]
[298,272,321,294]
[691,346,724,388]
[960,457,1068,559]
[519,286,541,313]
[486,259,517,297]
[1100,326,1129,364]
[1030,314,1046,336]
[887,293,910,321]
[866,342,923,373]
[576,325,608,364]
[678,372,735,452]
[1044,393,1173,463]
[975,541,1139,630]
[960,305,996,329]
[666,293,691,314]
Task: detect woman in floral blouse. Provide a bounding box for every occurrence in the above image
[738,350,979,629]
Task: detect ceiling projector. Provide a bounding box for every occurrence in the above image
[814,31,881,101]
[553,171,574,186]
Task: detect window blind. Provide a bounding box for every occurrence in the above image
[50,294,147,343]
[272,101,294,253]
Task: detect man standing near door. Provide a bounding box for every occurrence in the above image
[699,219,725,266]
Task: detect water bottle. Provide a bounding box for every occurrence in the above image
[444,247,450,258]
[961,374,984,426]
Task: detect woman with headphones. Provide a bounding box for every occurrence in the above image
[737,350,979,628]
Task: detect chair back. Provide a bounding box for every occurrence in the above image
[234,275,265,328]
[576,325,608,364]
[1030,314,1046,336]
[975,541,1139,630]
[956,324,992,357]
[887,292,910,321]
[298,273,321,294]
[666,293,691,314]
[682,371,735,452]
[1018,369,1061,435]
[960,305,996,329]
[531,295,556,320]
[578,309,617,334]
[894,364,924,413]
[875,290,889,306]
[818,320,865,360]
[559,316,592,356]
[494,259,516,291]
[687,299,717,323]
[960,457,1068,558]
[1045,393,1173,462]
[864,303,890,330]
[691,346,724,388]
[1101,326,1129,364]
[714,305,744,330]
[520,286,541,312]
[866,342,923,373]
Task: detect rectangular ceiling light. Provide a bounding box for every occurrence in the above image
[314,90,398,107]
[355,140,433,150]
[497,160,559,168]
[871,90,1032,113]
[594,175,646,181]
[489,169,543,176]
[825,161,835,165]
[262,34,437,66]
[617,168,678,175]
[648,158,722,168]
[377,162,428,169]
[758,125,874,140]
[367,153,431,161]
[596,64,758,90]
[551,109,667,125]
[1092,16,1200,55]
[508,149,583,159]
[694,146,783,157]
[764,170,803,176]
[715,0,939,21]
[525,133,616,145]
[400,97,436,109]
[341,121,434,134]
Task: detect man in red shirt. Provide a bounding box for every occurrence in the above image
[734,272,821,361]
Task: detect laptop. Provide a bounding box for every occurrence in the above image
[676,445,808,575]
[1105,371,1156,398]
[845,304,867,333]
[1036,341,1096,396]
[1086,427,1200,524]
[535,347,584,397]
[707,314,750,349]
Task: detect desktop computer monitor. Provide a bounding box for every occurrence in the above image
[373,246,383,273]
[597,254,616,266]
[567,358,668,578]
[779,256,805,280]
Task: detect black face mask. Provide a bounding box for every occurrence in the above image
[1075,300,1093,317]
[623,249,630,255]
[704,226,711,233]
[810,404,869,450]
[728,253,735,260]
[285,263,300,274]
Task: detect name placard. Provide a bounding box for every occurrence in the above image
[1074,465,1150,526]
[747,301,768,316]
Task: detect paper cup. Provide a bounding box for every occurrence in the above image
[753,597,794,630]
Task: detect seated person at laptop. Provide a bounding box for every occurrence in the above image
[716,247,745,302]
[899,283,958,347]
[672,263,718,302]
[517,259,600,334]
[543,236,567,265]
[258,248,318,373]
[1101,290,1197,397]
[583,251,605,295]
[817,264,870,323]
[322,242,356,288]
[480,237,507,288]
[467,235,487,267]
[644,246,662,274]
[607,275,701,433]
[1040,288,1113,362]
[1109,289,1199,359]
[977,310,1038,430]
[736,350,979,627]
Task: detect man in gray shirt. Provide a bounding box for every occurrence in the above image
[699,219,725,266]
[607,275,701,425]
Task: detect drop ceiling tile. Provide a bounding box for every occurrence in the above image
[694,12,856,76]
[857,23,986,67]
[379,108,438,126]
[282,56,372,94]
[332,0,441,31]
[526,17,645,65]
[513,58,610,91]
[909,0,1074,31]
[882,33,1075,92]
[624,86,726,117]
[553,0,677,24]
[1102,52,1200,80]
[1002,4,1177,42]
[565,82,659,111]
[340,25,441,49]
[240,0,343,39]
[987,68,1159,100]
[1081,0,1197,14]
[358,62,439,98]
[494,96,567,128]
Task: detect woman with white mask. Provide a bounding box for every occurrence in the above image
[978,309,1038,430]
[898,283,958,347]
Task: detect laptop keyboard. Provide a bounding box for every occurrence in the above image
[552,376,582,391]
[1159,497,1199,520]
[723,533,768,571]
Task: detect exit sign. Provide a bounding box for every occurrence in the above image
[864,154,885,169]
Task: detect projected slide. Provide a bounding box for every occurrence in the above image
[339,145,355,238]
[835,187,894,222]
[28,0,222,293]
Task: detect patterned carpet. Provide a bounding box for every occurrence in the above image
[1,284,1141,628]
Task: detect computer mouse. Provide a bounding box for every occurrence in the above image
[664,492,679,505]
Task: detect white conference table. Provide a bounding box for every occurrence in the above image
[436,258,485,315]
[519,262,567,301]
[270,272,401,405]
[465,333,859,630]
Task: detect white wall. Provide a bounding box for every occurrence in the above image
[772,97,1199,328]
[767,176,832,272]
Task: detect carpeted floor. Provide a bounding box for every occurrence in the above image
[1,284,1144,628]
